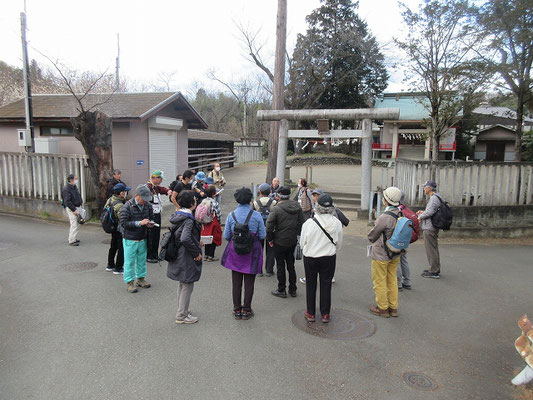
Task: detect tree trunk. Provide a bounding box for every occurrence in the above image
[515,94,524,161]
[432,134,440,162]
[71,111,113,211]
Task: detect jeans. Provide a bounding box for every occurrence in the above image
[371,257,400,311]
[107,231,124,269]
[232,271,256,311]
[176,282,194,320]
[396,253,410,288]
[304,255,336,316]
[123,239,147,283]
[260,239,275,274]
[147,213,162,260]
[274,244,297,293]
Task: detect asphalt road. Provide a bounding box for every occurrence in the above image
[1,210,531,400]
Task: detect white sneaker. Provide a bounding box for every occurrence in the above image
[176,315,198,324]
[299,277,306,284]
[332,277,336,283]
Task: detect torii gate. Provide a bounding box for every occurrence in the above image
[257,108,400,211]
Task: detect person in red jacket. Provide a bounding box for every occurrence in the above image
[201,186,222,262]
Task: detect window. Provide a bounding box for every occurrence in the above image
[40,126,74,136]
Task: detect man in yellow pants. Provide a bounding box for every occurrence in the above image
[367,187,403,318]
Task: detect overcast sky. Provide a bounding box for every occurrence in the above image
[0,0,422,96]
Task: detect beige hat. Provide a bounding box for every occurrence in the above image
[383,187,402,206]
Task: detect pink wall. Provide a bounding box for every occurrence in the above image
[0,123,27,152]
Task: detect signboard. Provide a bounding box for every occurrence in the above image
[136,160,144,166]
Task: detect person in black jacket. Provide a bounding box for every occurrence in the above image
[105,169,124,199]
[119,184,155,293]
[167,191,203,324]
[61,173,83,246]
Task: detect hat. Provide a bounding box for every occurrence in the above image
[151,170,164,179]
[317,193,334,207]
[195,171,206,181]
[234,187,253,204]
[113,182,131,194]
[423,180,437,190]
[312,188,323,196]
[258,183,271,195]
[383,186,402,206]
[205,177,215,185]
[136,184,152,202]
[278,186,291,200]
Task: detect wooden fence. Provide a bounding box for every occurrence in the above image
[235,145,263,163]
[188,147,235,170]
[378,159,533,207]
[0,152,96,203]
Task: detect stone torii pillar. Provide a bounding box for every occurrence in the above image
[257,108,400,211]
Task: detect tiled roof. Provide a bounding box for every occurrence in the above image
[473,106,533,124]
[188,130,240,142]
[0,92,208,129]
[376,93,463,120]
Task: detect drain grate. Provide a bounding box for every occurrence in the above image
[291,309,376,340]
[61,261,98,272]
[402,372,438,391]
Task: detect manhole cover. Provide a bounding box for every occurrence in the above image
[402,372,438,391]
[291,309,376,340]
[0,242,16,251]
[101,239,111,245]
[61,262,98,272]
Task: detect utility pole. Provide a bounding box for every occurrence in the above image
[115,33,120,91]
[266,0,287,184]
[20,11,34,152]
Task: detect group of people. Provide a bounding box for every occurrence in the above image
[61,167,444,325]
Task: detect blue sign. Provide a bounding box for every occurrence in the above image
[136,160,144,166]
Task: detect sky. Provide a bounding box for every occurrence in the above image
[0,0,422,96]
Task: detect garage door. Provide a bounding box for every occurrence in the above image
[149,128,177,185]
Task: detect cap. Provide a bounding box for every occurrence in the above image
[151,170,164,179]
[423,180,437,190]
[136,184,152,202]
[113,182,131,194]
[195,171,206,181]
[317,193,333,207]
[312,188,323,196]
[258,183,271,194]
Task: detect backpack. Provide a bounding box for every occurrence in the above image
[382,211,414,259]
[159,219,186,262]
[398,204,420,243]
[257,198,273,224]
[231,210,254,255]
[431,195,453,231]
[195,198,214,224]
[101,200,121,233]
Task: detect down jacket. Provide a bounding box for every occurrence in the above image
[266,199,304,247]
[167,211,202,283]
[119,198,154,241]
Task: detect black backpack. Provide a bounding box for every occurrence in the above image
[231,210,254,255]
[431,195,453,231]
[101,200,122,233]
[257,198,273,224]
[159,219,186,262]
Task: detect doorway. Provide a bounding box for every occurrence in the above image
[486,141,506,161]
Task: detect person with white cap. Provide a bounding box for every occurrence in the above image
[367,186,403,318]
[416,180,442,279]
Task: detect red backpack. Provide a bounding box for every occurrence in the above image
[398,204,420,243]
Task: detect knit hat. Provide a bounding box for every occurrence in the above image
[195,171,206,181]
[278,186,291,200]
[383,186,402,206]
[136,184,152,202]
[423,180,437,190]
[258,183,271,195]
[317,193,334,207]
[113,182,131,194]
[151,170,164,179]
[234,187,253,204]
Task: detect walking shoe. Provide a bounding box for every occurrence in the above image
[321,314,330,323]
[332,277,336,283]
[127,280,137,293]
[69,242,79,246]
[304,311,315,322]
[209,256,219,262]
[113,268,124,275]
[241,310,254,320]
[75,239,80,243]
[136,277,151,288]
[421,271,440,279]
[389,308,399,317]
[146,258,158,264]
[105,265,114,272]
[398,286,404,292]
[402,284,412,290]
[234,308,242,320]
[265,272,274,277]
[271,289,287,298]
[204,255,209,261]
[299,277,306,284]
[257,273,264,277]
[370,306,390,318]
[289,291,297,297]
[175,315,199,324]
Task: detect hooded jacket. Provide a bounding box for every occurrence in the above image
[266,199,304,247]
[167,211,202,283]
